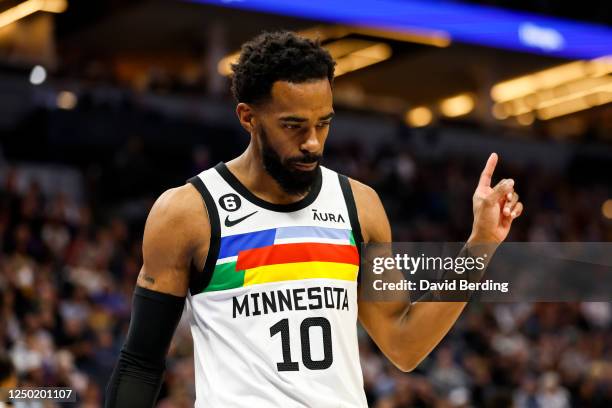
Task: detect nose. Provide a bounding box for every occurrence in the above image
[300,128,321,154]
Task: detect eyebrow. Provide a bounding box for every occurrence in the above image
[279,112,335,122]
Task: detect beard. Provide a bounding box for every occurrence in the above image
[259,126,321,195]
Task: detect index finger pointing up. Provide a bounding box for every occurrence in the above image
[478,153,498,188]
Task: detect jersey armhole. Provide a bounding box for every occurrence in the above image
[187,176,220,295]
[338,174,364,284]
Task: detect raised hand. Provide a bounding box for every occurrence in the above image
[469,153,523,244]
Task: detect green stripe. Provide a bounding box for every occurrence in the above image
[204,234,359,293]
[204,262,244,292]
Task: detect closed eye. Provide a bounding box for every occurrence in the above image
[282,123,301,130]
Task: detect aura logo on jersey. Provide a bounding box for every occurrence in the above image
[311,209,346,223]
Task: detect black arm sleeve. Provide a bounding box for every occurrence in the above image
[105,286,186,408]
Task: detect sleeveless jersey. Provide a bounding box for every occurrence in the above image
[185,162,368,408]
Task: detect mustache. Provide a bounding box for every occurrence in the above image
[286,154,322,165]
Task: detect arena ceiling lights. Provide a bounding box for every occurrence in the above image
[0,0,67,29]
[491,56,612,121]
[323,39,392,77]
[217,26,399,78]
[404,93,476,128]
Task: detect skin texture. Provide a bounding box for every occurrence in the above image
[135,78,523,372]
[136,185,209,297]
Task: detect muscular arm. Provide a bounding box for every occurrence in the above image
[105,184,210,407]
[353,180,466,372]
[353,167,520,372]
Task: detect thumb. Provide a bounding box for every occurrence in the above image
[489,178,514,203]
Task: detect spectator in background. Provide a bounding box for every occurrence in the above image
[0,353,17,408]
[537,372,570,408]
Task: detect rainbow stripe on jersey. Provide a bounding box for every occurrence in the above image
[204,225,359,292]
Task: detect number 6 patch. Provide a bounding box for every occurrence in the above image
[219,193,242,212]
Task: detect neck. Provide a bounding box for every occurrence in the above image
[225,144,310,205]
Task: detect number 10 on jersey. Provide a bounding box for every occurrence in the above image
[270,317,333,371]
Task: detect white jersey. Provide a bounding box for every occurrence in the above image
[185,162,368,407]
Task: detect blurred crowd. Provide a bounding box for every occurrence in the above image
[0,134,611,407]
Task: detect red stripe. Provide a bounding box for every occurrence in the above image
[236,242,359,270]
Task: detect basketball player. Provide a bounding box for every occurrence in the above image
[105,31,522,407]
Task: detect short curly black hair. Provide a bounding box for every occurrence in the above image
[231,31,335,104]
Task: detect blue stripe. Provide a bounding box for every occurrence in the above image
[274,225,350,241]
[218,228,276,259]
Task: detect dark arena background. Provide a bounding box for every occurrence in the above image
[0,0,611,407]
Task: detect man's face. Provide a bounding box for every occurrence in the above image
[253,79,334,195]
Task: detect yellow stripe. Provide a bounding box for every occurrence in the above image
[243,261,358,286]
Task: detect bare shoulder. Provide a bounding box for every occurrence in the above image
[347,177,379,204]
[346,177,391,243]
[138,183,211,296]
[147,183,208,229]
